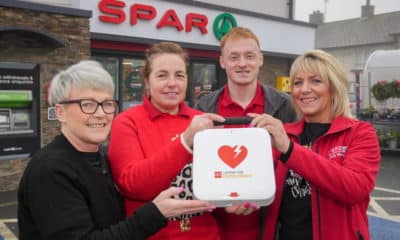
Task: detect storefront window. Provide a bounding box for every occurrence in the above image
[190,63,217,105]
[91,56,219,109]
[121,58,145,110]
[91,56,119,100]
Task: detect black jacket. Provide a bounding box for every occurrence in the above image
[194,84,296,123]
[18,134,167,240]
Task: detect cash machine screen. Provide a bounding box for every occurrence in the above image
[0,109,11,132]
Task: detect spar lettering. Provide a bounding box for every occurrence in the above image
[98,0,208,34]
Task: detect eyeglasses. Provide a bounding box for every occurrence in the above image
[59,99,119,114]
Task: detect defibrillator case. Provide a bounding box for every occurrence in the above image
[192,126,276,207]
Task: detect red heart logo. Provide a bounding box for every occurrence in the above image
[217,145,248,169]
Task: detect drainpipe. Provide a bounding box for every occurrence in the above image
[287,0,294,20]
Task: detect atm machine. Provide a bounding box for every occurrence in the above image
[0,62,40,161]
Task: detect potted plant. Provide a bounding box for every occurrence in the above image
[377,129,388,148]
[359,105,377,120]
[371,80,391,101]
[392,79,400,98]
[387,130,399,149]
[380,108,393,120]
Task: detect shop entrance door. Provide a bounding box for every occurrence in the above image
[189,61,221,106]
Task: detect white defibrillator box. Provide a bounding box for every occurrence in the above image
[192,127,276,207]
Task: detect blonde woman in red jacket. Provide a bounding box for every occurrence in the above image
[248,50,380,240]
[108,42,225,240]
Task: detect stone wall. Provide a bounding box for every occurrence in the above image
[0,159,29,192]
[0,4,90,191]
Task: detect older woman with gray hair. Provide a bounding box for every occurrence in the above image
[18,60,215,240]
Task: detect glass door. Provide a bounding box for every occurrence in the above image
[91,56,119,100]
[121,58,145,110]
[189,62,218,106]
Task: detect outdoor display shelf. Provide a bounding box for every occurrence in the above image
[371,121,400,152]
[363,50,400,152]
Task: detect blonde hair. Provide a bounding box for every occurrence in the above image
[289,49,353,118]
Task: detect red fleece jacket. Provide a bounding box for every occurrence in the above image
[265,116,381,240]
[108,98,220,240]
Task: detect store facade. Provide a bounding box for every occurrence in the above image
[0,0,315,190]
[0,0,91,190]
[79,0,315,109]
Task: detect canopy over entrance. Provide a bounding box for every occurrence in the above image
[364,50,400,73]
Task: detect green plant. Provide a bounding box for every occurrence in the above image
[389,79,400,98]
[380,108,393,120]
[386,81,396,98]
[392,130,399,139]
[376,129,388,147]
[359,105,377,119]
[386,129,399,149]
[365,105,377,114]
[371,80,392,101]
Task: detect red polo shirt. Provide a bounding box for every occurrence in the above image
[215,82,265,239]
[218,83,265,127]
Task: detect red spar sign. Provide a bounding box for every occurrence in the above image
[98,0,208,34]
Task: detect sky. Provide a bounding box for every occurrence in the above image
[294,0,400,22]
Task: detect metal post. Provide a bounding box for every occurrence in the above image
[368,72,372,106]
[355,71,361,116]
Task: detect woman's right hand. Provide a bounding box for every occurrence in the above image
[182,113,225,148]
[248,113,291,154]
[152,187,216,218]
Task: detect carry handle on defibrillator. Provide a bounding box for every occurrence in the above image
[213,116,253,126]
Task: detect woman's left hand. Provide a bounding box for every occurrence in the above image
[247,113,291,154]
[153,187,216,218]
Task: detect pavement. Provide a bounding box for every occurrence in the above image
[0,189,17,240]
[0,151,399,239]
[367,151,400,239]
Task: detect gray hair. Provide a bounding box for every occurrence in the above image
[49,60,114,105]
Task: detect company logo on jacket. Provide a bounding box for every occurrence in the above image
[328,146,348,159]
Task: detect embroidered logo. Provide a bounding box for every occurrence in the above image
[170,134,179,141]
[328,146,347,159]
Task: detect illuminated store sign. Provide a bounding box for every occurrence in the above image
[82,0,315,54]
[98,0,208,34]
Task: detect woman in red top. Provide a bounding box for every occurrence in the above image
[249,50,380,240]
[108,42,224,240]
